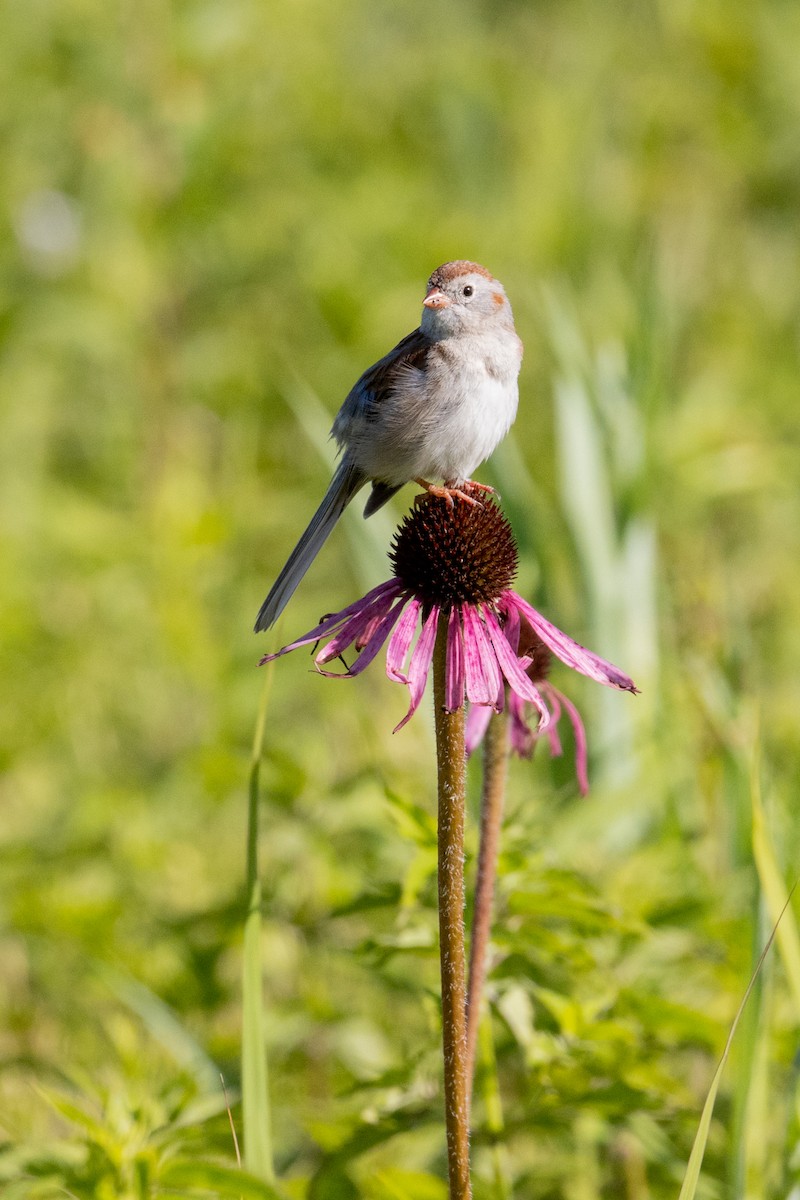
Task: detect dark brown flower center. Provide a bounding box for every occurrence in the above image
[389,494,518,610]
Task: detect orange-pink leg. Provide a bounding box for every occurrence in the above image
[414,477,484,508]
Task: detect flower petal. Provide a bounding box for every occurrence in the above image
[542,686,563,757]
[501,599,521,654]
[355,613,383,652]
[462,700,494,748]
[483,606,550,729]
[508,691,536,758]
[343,596,407,676]
[503,593,639,693]
[259,580,403,665]
[462,605,501,708]
[445,607,465,712]
[393,605,440,732]
[465,702,492,755]
[316,588,403,666]
[549,685,589,796]
[386,598,422,682]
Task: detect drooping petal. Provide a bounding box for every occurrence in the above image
[493,643,506,713]
[316,587,404,667]
[355,613,384,652]
[445,607,465,712]
[502,599,521,654]
[503,593,638,693]
[338,596,408,677]
[259,580,404,665]
[548,684,589,796]
[393,605,440,732]
[508,691,536,758]
[462,605,501,708]
[483,606,550,729]
[385,598,422,682]
[465,702,492,755]
[543,686,563,757]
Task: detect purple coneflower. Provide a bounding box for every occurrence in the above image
[260,497,636,736]
[260,493,637,1196]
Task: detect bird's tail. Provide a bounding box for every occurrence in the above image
[254,459,367,632]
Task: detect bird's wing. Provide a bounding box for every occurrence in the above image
[333,327,431,440]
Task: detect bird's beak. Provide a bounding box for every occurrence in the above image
[423,285,451,309]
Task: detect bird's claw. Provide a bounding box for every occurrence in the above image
[464,480,497,497]
[413,478,484,509]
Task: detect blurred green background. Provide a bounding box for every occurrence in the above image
[2,0,800,1196]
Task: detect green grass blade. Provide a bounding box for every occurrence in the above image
[677,889,794,1200]
[477,1010,512,1200]
[750,749,800,1016]
[242,670,276,1181]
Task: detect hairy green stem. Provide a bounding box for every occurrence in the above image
[466,706,510,1095]
[433,620,472,1199]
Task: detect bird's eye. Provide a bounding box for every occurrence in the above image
[462,285,474,298]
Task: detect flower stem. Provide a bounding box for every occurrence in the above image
[466,707,510,1096]
[432,618,472,1200]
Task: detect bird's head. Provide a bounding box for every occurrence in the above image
[420,260,514,337]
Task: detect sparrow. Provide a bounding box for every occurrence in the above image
[255,260,523,632]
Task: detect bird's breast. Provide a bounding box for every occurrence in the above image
[342,331,521,486]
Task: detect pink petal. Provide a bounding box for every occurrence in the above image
[341,596,407,677]
[543,687,563,757]
[258,580,403,665]
[508,691,536,758]
[493,659,506,713]
[501,599,521,654]
[503,593,639,694]
[465,702,492,755]
[355,613,384,652]
[462,605,501,708]
[393,606,440,732]
[549,685,589,796]
[316,588,402,666]
[483,606,550,730]
[445,607,465,712]
[386,598,422,682]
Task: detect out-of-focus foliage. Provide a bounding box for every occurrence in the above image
[2,0,800,1196]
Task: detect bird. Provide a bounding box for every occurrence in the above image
[255,260,523,632]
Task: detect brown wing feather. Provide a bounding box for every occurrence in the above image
[354,327,431,419]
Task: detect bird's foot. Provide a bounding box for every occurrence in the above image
[413,477,484,509]
[463,479,497,497]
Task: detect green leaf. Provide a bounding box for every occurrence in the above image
[160,1158,288,1199]
[363,1169,448,1199]
[35,1086,107,1141]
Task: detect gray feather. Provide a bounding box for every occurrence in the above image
[363,479,403,517]
[254,460,367,631]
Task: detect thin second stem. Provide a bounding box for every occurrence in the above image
[466,705,510,1095]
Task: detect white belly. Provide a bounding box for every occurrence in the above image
[415,374,518,482]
